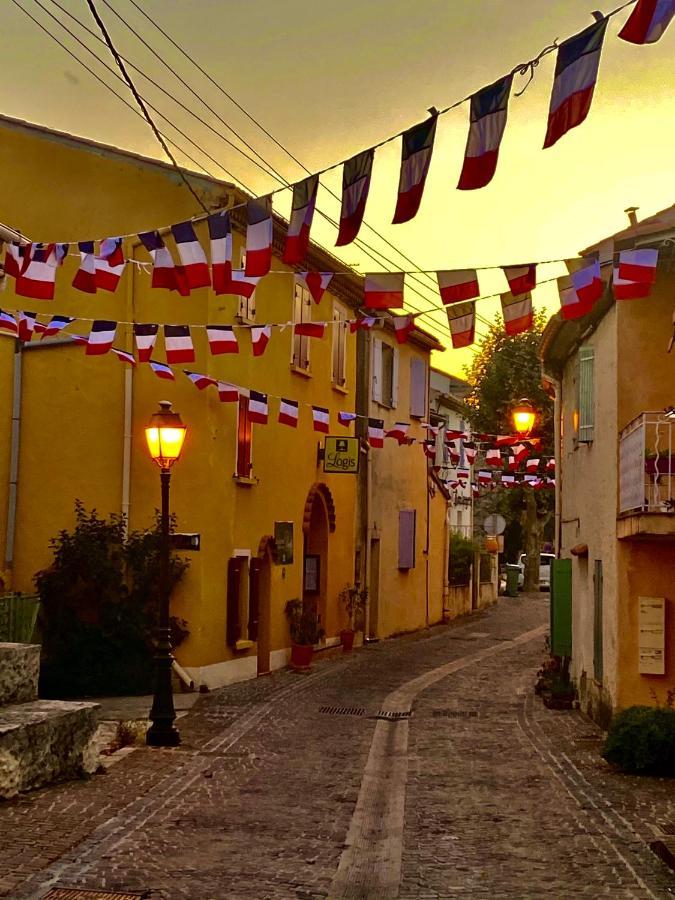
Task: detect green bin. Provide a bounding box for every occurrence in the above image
[505,564,520,598]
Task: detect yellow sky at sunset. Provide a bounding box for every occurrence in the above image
[1,0,673,376]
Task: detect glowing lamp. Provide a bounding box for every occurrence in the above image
[511,399,537,437]
[145,401,187,469]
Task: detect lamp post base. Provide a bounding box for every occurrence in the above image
[146,723,181,747]
[147,625,181,748]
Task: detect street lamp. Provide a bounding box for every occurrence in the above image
[511,399,537,437]
[144,400,187,747]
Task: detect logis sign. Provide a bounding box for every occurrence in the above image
[323,436,360,474]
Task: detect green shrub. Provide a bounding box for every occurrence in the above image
[448,532,476,586]
[602,705,675,775]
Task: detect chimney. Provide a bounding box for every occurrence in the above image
[625,206,639,228]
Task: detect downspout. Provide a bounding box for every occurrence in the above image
[121,238,138,533]
[552,376,562,556]
[424,365,431,627]
[4,340,22,579]
[355,326,373,638]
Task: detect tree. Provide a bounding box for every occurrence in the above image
[465,312,554,591]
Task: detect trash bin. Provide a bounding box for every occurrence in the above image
[505,564,520,598]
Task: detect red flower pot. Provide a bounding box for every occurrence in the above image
[290,642,314,671]
[340,629,356,653]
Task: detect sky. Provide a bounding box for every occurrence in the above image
[2,0,673,375]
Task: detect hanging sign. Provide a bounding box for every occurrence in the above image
[323,436,360,474]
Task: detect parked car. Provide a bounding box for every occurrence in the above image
[517,553,555,590]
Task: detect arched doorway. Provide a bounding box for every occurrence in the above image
[302,484,336,636]
[254,536,274,676]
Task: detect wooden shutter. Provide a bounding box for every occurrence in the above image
[578,346,594,443]
[391,346,399,408]
[372,338,383,402]
[398,509,416,570]
[593,559,603,681]
[226,557,245,647]
[550,559,572,658]
[410,357,426,418]
[248,557,262,641]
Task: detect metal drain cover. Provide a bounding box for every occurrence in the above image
[44,891,149,900]
[433,710,479,718]
[319,706,366,717]
[660,821,675,836]
[372,710,411,721]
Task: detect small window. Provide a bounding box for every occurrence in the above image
[292,281,312,371]
[398,509,416,570]
[237,249,256,321]
[409,357,426,418]
[236,398,253,477]
[577,346,594,443]
[332,303,349,386]
[372,338,398,408]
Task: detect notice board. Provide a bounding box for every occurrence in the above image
[638,596,665,675]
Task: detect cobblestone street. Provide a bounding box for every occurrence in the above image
[1,594,673,899]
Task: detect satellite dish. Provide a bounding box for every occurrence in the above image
[484,514,506,536]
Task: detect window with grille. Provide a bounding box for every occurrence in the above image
[577,346,594,443]
[292,281,312,371]
[332,303,349,386]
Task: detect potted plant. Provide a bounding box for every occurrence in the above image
[284,598,324,671]
[337,584,368,653]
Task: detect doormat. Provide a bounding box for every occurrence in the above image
[44,890,150,899]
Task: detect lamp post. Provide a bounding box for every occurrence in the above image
[144,400,187,747]
[511,398,537,437]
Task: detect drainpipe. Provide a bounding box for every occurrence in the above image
[121,239,137,533]
[4,341,22,577]
[552,375,562,556]
[424,365,431,627]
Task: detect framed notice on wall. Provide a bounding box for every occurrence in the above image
[638,596,665,675]
[304,554,320,595]
[274,521,294,565]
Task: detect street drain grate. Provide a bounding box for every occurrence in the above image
[433,710,479,719]
[660,821,675,836]
[319,706,366,717]
[372,710,411,721]
[44,891,149,900]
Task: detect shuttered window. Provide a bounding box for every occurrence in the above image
[578,346,594,443]
[398,509,416,570]
[410,357,426,418]
[292,281,311,370]
[237,250,256,321]
[372,338,398,408]
[226,556,245,647]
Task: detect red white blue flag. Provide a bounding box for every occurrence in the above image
[446,302,475,348]
[295,272,333,305]
[99,237,124,267]
[278,398,299,428]
[312,406,330,433]
[502,264,536,295]
[251,324,272,357]
[294,321,327,339]
[18,311,37,343]
[543,19,608,149]
[248,390,269,424]
[338,411,358,427]
[230,270,261,299]
[207,325,239,355]
[86,320,116,356]
[386,422,410,444]
[336,149,374,247]
[612,267,651,301]
[72,241,97,294]
[16,244,58,300]
[619,0,674,43]
[437,270,480,304]
[94,255,125,293]
[185,371,217,390]
[368,418,385,449]
[110,348,136,366]
[133,323,159,362]
[217,382,239,403]
[364,272,404,310]
[39,315,74,339]
[617,248,658,284]
[171,221,211,289]
[350,315,377,334]
[486,448,502,467]
[4,242,26,280]
[393,115,437,224]
[501,291,533,336]
[149,360,175,381]
[0,310,18,336]
[164,324,195,364]
[139,231,189,296]
[245,196,273,277]
[458,74,513,190]
[208,212,236,295]
[393,314,415,344]
[283,176,318,265]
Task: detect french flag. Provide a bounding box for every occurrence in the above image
[338,411,358,427]
[503,264,536,295]
[486,448,502,467]
[571,258,604,308]
[251,324,272,357]
[350,315,377,334]
[249,390,269,424]
[207,325,239,354]
[446,302,475,348]
[336,149,374,247]
[217,382,239,403]
[501,292,533,336]
[478,470,493,485]
[283,175,318,265]
[39,315,74,339]
[543,19,608,149]
[245,196,273,277]
[94,255,125,293]
[386,422,410,444]
[619,0,674,44]
[185,371,217,390]
[72,241,97,294]
[296,272,333,305]
[99,237,124,267]
[278,398,299,428]
[4,242,26,280]
[367,418,385,449]
[111,348,136,366]
[501,474,516,487]
[617,248,658,284]
[230,270,260,299]
[208,212,236,295]
[133,323,159,362]
[364,272,404,310]
[139,231,189,295]
[457,74,513,190]
[164,324,195,364]
[16,244,58,300]
[171,221,211,289]
[149,360,175,381]
[463,442,477,465]
[546,458,556,473]
[0,310,18,336]
[392,114,437,224]
[526,458,541,473]
[312,406,330,433]
[513,443,530,465]
[612,268,651,301]
[86,320,116,356]
[423,440,436,460]
[294,322,326,339]
[18,311,37,342]
[437,269,480,304]
[393,314,415,344]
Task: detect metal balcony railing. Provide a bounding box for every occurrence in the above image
[619,412,675,514]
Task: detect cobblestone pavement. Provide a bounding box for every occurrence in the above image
[1,594,673,899]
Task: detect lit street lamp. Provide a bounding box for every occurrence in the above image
[511,399,537,437]
[144,400,187,747]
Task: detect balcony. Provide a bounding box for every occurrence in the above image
[618,412,675,539]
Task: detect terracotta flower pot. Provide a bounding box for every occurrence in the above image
[340,629,355,653]
[290,642,314,671]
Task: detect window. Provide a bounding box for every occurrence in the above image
[236,397,253,478]
[292,281,312,371]
[332,303,349,386]
[398,509,416,570]
[372,338,398,408]
[577,346,594,443]
[409,356,427,418]
[237,249,256,321]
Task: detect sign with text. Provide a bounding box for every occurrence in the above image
[638,596,665,675]
[323,436,359,474]
[274,521,294,565]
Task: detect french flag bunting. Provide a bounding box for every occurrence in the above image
[55,243,69,266]
[368,418,385,449]
[86,320,116,356]
[294,321,327,339]
[283,175,319,265]
[501,473,516,487]
[296,272,333,305]
[111,348,136,366]
[39,315,73,339]
[139,231,189,295]
[486,448,502,467]
[478,470,493,485]
[72,241,97,294]
[393,314,415,344]
[457,74,513,190]
[617,248,658,284]
[503,264,536,295]
[422,422,439,437]
[69,334,88,347]
[16,244,58,300]
[99,237,124,267]
[447,301,475,348]
[457,467,470,482]
[472,484,481,498]
[546,458,556,473]
[619,0,674,43]
[185,371,217,390]
[612,267,651,301]
[171,221,211,289]
[423,440,436,460]
[0,310,18,336]
[501,291,533,336]
[207,212,236,295]
[338,411,358,427]
[336,149,374,247]
[133,323,159,362]
[94,256,125,293]
[251,324,272,357]
[513,443,529,465]
[445,428,466,441]
[245,196,273,277]
[248,390,269,425]
[494,434,517,447]
[230,269,260,299]
[463,442,477,465]
[448,443,460,464]
[349,315,377,334]
[18,311,37,342]
[278,398,299,427]
[4,242,26,279]
[393,114,437,224]
[437,269,480,304]
[207,325,239,354]
[164,324,195,364]
[312,405,330,433]
[543,19,608,149]
[571,258,603,308]
[386,421,410,444]
[364,272,404,310]
[149,360,175,381]
[526,458,541,473]
[217,382,239,403]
